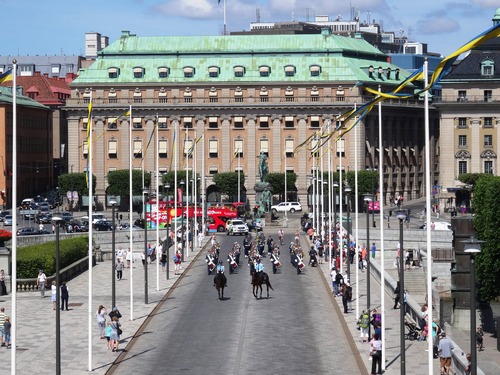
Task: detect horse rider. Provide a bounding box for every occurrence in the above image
[243,235,252,258]
[232,242,241,264]
[278,229,284,245]
[227,250,237,274]
[269,248,280,274]
[214,260,227,287]
[205,249,216,275]
[254,257,265,282]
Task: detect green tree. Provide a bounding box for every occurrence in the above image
[472,175,500,302]
[265,172,297,201]
[212,172,245,200]
[458,173,485,189]
[107,169,150,196]
[345,170,378,196]
[58,173,96,196]
[161,171,201,197]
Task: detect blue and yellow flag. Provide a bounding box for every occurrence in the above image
[0,69,13,84]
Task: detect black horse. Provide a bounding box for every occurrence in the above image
[251,271,273,299]
[214,273,226,301]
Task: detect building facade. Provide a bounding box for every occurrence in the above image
[64,29,439,207]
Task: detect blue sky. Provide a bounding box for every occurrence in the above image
[1,0,498,57]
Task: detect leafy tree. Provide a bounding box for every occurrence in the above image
[58,173,96,196]
[458,173,485,189]
[265,172,297,201]
[161,171,201,197]
[472,175,500,302]
[107,169,150,196]
[345,170,378,196]
[212,172,245,199]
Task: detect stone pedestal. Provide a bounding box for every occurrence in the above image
[0,246,12,293]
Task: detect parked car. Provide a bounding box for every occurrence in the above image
[17,227,40,236]
[225,219,249,235]
[3,215,13,226]
[93,220,113,231]
[37,213,53,224]
[61,212,74,223]
[270,202,302,213]
[68,220,88,232]
[0,211,11,222]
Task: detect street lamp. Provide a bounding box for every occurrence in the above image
[395,208,407,375]
[179,179,185,262]
[109,197,117,308]
[462,236,484,375]
[164,182,171,280]
[345,185,352,281]
[190,178,194,255]
[142,187,149,304]
[52,215,63,375]
[364,194,372,339]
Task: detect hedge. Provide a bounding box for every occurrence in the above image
[17,236,89,279]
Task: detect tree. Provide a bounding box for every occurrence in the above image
[212,172,245,200]
[265,172,297,201]
[161,171,201,198]
[458,173,485,189]
[107,169,151,196]
[58,173,96,196]
[472,175,500,302]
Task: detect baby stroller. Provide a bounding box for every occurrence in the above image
[404,320,421,341]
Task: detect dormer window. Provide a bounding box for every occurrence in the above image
[481,58,494,76]
[259,65,271,77]
[310,65,321,77]
[208,66,220,78]
[368,66,374,78]
[158,67,170,78]
[108,67,119,79]
[284,65,296,77]
[234,66,245,77]
[183,66,195,78]
[133,67,144,78]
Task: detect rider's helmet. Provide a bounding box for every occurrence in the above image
[218,260,223,265]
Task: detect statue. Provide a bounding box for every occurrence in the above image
[261,188,272,212]
[257,152,269,183]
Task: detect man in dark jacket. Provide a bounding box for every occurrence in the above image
[108,306,122,321]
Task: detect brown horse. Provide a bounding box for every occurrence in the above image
[251,271,273,299]
[214,273,226,301]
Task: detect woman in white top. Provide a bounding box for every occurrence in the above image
[51,281,57,310]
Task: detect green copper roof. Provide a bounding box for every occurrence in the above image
[73,31,411,85]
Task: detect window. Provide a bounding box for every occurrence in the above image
[234,116,244,128]
[209,88,218,103]
[133,67,144,78]
[458,90,467,102]
[208,117,218,129]
[484,117,493,128]
[234,139,243,158]
[484,90,493,102]
[208,66,220,78]
[82,118,88,130]
[285,87,294,102]
[158,117,168,129]
[310,86,319,101]
[184,139,194,157]
[133,89,142,103]
[285,116,294,128]
[458,135,467,147]
[83,141,88,159]
[107,117,118,129]
[484,134,493,147]
[481,59,494,76]
[259,116,269,128]
[133,117,142,129]
[19,64,34,76]
[133,140,143,158]
[260,139,269,156]
[234,66,245,77]
[285,139,294,157]
[108,90,117,103]
[66,64,74,73]
[51,64,61,75]
[310,116,320,128]
[284,65,296,77]
[310,65,321,77]
[159,140,168,158]
[485,160,494,174]
[259,65,271,77]
[458,160,468,175]
[184,88,193,103]
[158,89,167,103]
[234,88,243,102]
[158,67,170,78]
[458,118,467,128]
[209,166,219,175]
[260,87,268,102]
[183,67,195,78]
[208,140,218,158]
[183,116,193,129]
[336,138,345,158]
[108,67,119,78]
[108,140,117,158]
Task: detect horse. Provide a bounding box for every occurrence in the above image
[251,271,273,299]
[214,273,226,301]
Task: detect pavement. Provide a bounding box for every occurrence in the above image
[0,203,498,374]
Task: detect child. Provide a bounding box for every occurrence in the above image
[4,316,11,348]
[105,322,112,349]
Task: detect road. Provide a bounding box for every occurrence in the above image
[108,230,364,375]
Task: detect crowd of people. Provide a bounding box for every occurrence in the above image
[96,304,123,352]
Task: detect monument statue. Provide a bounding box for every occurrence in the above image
[261,188,272,212]
[257,152,269,183]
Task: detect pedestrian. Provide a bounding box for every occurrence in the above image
[369,333,382,375]
[141,251,146,266]
[96,305,107,339]
[110,316,122,352]
[341,283,350,314]
[0,269,7,295]
[393,281,401,309]
[371,242,376,259]
[476,326,484,351]
[0,307,5,346]
[105,322,112,349]
[37,269,47,297]
[174,249,182,275]
[3,316,11,348]
[160,251,167,272]
[126,248,132,268]
[358,309,370,342]
[60,281,69,311]
[108,306,122,321]
[438,331,454,375]
[115,258,123,280]
[51,281,57,310]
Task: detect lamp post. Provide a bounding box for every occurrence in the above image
[190,178,194,256]
[180,179,185,262]
[395,208,407,375]
[345,185,352,281]
[462,236,484,375]
[164,182,171,280]
[52,216,62,375]
[110,197,117,308]
[142,188,149,304]
[364,194,372,339]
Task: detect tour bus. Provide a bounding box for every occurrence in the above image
[145,200,237,232]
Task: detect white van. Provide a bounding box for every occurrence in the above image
[422,221,451,231]
[91,213,106,224]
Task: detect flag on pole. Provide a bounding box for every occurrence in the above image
[85,99,93,187]
[0,69,13,83]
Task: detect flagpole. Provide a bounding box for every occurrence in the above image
[354,103,360,319]
[223,0,227,36]
[155,116,160,291]
[339,134,343,276]
[194,131,198,247]
[327,120,333,270]
[201,134,205,239]
[284,149,287,223]
[174,121,178,262]
[129,105,134,321]
[378,85,386,370]
[185,128,189,259]
[10,60,17,375]
[87,91,94,372]
[238,149,241,205]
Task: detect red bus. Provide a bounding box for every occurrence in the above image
[145,200,237,232]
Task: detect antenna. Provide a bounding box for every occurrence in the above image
[256,8,260,22]
[306,7,311,22]
[292,11,295,22]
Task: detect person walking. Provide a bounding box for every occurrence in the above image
[0,269,7,296]
[115,258,123,280]
[370,333,382,375]
[60,281,69,311]
[37,269,47,297]
[96,305,107,339]
[3,316,11,348]
[51,281,57,310]
[438,332,454,375]
[108,306,122,321]
[371,243,376,259]
[0,307,5,347]
[110,316,122,352]
[358,309,370,342]
[393,281,401,309]
[126,248,132,268]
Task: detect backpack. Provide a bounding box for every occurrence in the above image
[346,286,353,301]
[173,255,179,262]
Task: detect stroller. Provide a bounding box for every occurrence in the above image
[404,320,421,341]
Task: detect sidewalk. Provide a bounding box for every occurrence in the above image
[0,241,205,374]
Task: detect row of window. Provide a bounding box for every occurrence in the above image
[458,160,495,175]
[457,90,495,103]
[456,117,494,128]
[458,134,494,148]
[109,64,324,79]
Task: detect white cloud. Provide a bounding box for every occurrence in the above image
[153,0,216,19]
[472,0,500,8]
[416,17,460,35]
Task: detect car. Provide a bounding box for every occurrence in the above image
[91,213,106,224]
[270,202,302,213]
[0,211,11,222]
[37,213,53,224]
[247,219,264,232]
[3,215,13,226]
[68,220,88,232]
[225,219,249,235]
[38,202,50,211]
[17,227,40,236]
[61,212,74,222]
[93,220,113,231]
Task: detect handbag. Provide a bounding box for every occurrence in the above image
[117,327,123,335]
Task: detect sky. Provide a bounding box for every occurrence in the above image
[1,0,499,58]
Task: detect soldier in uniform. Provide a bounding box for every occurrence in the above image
[243,235,252,258]
[205,249,216,275]
[269,247,280,274]
[214,260,227,287]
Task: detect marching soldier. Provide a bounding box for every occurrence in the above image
[205,249,216,275]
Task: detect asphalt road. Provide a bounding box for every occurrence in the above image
[108,231,364,375]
